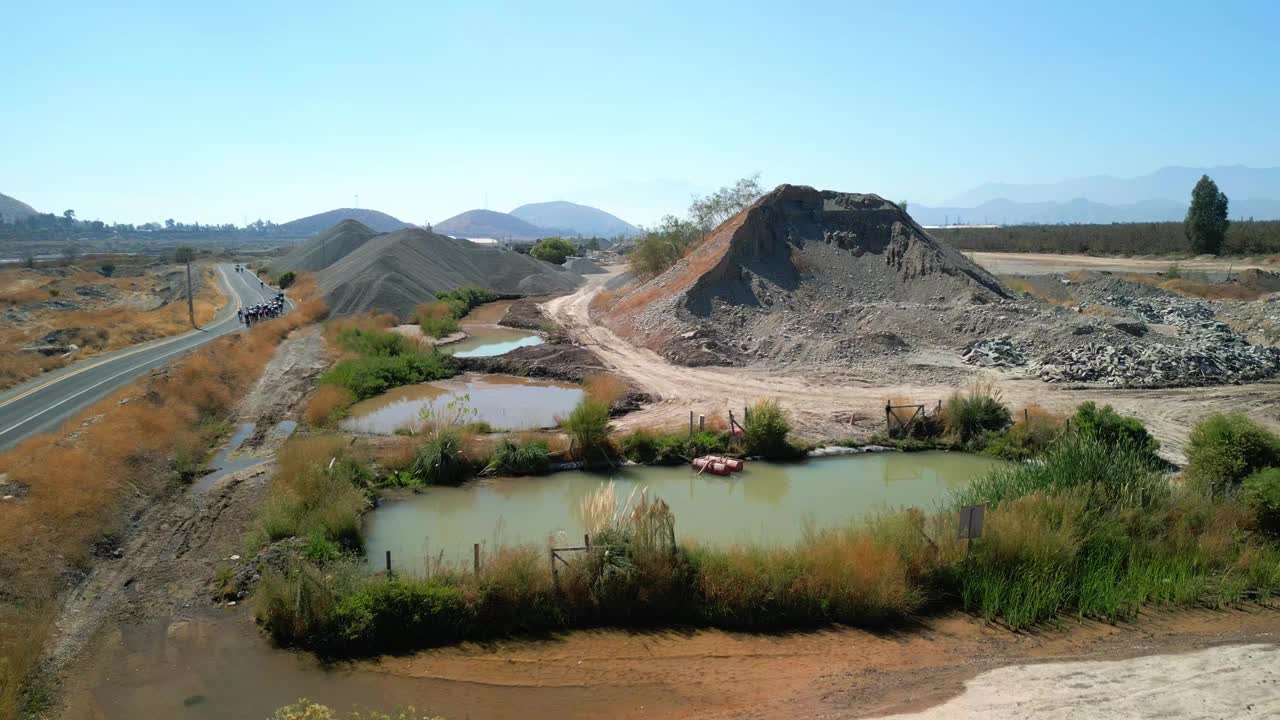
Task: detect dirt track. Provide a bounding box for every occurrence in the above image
[544,269,1280,463]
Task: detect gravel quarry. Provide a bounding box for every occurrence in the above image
[272,220,583,319]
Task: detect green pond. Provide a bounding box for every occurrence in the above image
[365,451,1004,572]
[441,299,544,358]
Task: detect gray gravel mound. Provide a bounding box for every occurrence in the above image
[318,228,582,319]
[273,220,379,273]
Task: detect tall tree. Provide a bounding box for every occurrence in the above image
[1185,175,1230,255]
[689,173,764,234]
[174,246,196,327]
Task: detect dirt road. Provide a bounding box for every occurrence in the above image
[544,270,1280,463]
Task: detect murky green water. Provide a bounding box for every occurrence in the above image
[340,374,584,434]
[365,451,1004,571]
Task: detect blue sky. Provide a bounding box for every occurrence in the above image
[3,0,1277,226]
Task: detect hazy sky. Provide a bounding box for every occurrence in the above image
[4,1,1277,227]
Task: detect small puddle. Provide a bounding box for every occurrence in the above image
[193,423,257,493]
[340,374,583,434]
[364,451,1005,571]
[441,300,543,358]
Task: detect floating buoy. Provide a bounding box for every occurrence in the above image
[693,456,738,475]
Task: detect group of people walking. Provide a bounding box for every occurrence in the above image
[238,292,286,326]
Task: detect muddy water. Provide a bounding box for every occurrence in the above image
[340,374,583,433]
[61,612,666,720]
[365,451,1003,571]
[442,299,544,358]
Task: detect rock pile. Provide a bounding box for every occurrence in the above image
[962,337,1027,367]
[1034,337,1280,387]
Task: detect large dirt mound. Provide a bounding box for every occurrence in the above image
[601,184,1011,365]
[273,220,379,272]
[318,227,582,319]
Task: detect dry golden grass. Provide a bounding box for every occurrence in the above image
[373,437,418,472]
[0,265,229,391]
[0,272,326,717]
[585,373,628,406]
[415,301,452,320]
[1003,277,1073,306]
[304,385,356,427]
[1120,273,1272,302]
[886,394,921,426]
[322,311,396,350]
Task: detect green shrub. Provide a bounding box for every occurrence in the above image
[418,315,459,338]
[561,399,612,458]
[955,433,1166,511]
[276,270,297,289]
[302,532,342,565]
[490,439,551,475]
[411,430,470,485]
[322,351,457,400]
[436,287,499,319]
[1243,468,1280,534]
[1071,401,1160,461]
[618,428,730,464]
[943,379,1011,446]
[1185,412,1280,495]
[335,327,410,357]
[530,237,575,265]
[743,400,794,458]
[327,577,475,652]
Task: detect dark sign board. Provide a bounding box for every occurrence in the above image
[958,504,986,540]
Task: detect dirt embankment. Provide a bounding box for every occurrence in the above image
[38,327,327,713]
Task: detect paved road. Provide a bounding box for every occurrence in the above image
[0,263,287,449]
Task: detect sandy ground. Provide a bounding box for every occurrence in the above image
[967,251,1273,276]
[544,269,1280,463]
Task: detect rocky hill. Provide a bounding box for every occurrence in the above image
[316,227,582,319]
[434,209,547,240]
[510,200,639,238]
[271,219,379,272]
[0,192,38,221]
[277,208,412,236]
[600,184,1012,366]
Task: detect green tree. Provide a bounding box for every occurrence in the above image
[531,237,575,265]
[1185,175,1230,255]
[689,173,764,233]
[174,246,196,327]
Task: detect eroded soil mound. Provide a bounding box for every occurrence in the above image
[600,184,1011,365]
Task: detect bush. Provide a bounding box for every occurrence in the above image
[303,385,356,427]
[1071,401,1160,462]
[743,400,793,458]
[627,216,701,277]
[530,237,575,265]
[99,262,115,277]
[955,433,1166,511]
[435,287,498,319]
[943,378,1011,446]
[1185,413,1280,495]
[416,301,459,338]
[322,351,456,400]
[561,399,612,458]
[986,406,1063,461]
[335,327,410,357]
[411,430,471,485]
[490,438,551,475]
[1243,468,1280,535]
[618,427,730,464]
[277,271,297,289]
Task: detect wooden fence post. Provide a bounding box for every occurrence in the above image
[584,533,591,549]
[473,543,480,574]
[550,547,559,585]
[385,550,391,573]
[689,410,694,437]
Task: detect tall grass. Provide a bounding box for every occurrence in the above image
[560,399,612,459]
[943,376,1011,446]
[743,399,795,458]
[321,351,456,400]
[303,385,356,427]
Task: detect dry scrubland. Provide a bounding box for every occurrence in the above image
[0,274,326,718]
[0,260,226,390]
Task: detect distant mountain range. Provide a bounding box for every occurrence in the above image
[509,200,639,238]
[277,208,412,235]
[432,209,548,241]
[917,166,1280,225]
[0,192,38,221]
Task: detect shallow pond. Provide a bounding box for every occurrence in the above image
[441,300,543,358]
[340,374,583,434]
[365,451,1004,571]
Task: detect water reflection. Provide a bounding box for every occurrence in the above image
[365,451,1005,571]
[341,374,583,433]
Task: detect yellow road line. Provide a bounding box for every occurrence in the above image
[0,265,243,412]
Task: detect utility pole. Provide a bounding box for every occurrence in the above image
[175,246,196,327]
